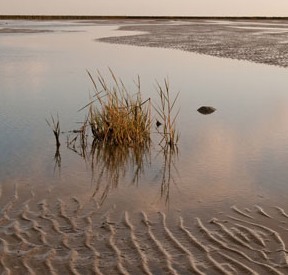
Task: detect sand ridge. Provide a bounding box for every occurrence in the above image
[0,183,288,274]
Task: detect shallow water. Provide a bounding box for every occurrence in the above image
[1,20,288,211]
[2,19,288,274]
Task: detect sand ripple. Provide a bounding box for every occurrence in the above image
[0,185,288,274]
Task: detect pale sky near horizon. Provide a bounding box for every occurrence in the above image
[1,0,288,16]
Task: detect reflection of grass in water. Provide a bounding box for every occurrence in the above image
[90,140,151,205]
[67,116,89,160]
[67,131,150,205]
[158,145,179,205]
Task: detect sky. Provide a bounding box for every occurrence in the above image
[1,0,288,16]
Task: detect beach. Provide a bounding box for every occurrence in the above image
[1,18,288,273]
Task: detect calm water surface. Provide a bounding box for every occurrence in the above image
[1,20,288,213]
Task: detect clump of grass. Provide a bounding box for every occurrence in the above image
[154,79,180,149]
[46,113,61,148]
[85,70,151,147]
[64,70,180,205]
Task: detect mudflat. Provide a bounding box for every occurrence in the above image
[99,19,288,67]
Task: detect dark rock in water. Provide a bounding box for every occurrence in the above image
[197,106,216,115]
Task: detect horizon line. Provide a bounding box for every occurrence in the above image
[1,15,288,20]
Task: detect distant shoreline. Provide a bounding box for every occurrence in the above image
[1,15,288,21]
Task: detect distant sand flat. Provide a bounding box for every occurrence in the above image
[0,28,53,33]
[99,19,288,67]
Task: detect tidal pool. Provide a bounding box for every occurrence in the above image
[1,19,288,210]
[1,19,288,274]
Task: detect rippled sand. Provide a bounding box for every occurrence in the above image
[99,19,288,68]
[1,181,288,274]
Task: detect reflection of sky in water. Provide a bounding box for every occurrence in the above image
[1,21,288,210]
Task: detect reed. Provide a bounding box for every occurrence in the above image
[154,79,180,149]
[46,114,61,148]
[85,70,152,147]
[65,70,180,204]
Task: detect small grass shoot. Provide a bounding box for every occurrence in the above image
[154,79,180,149]
[46,114,61,174]
[46,113,61,148]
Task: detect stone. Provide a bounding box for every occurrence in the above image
[197,106,216,115]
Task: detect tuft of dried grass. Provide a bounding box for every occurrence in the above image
[85,69,152,147]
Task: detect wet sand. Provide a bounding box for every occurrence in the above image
[99,19,288,68]
[0,180,288,274]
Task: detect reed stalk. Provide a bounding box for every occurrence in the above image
[46,114,61,148]
[154,79,180,149]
